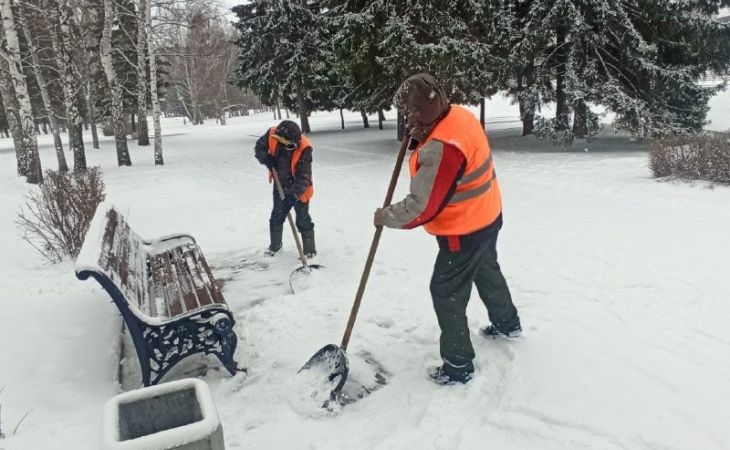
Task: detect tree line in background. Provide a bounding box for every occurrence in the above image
[233,0,730,142]
[1,0,259,184]
[3,0,730,186]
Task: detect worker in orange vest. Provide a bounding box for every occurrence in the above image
[374,74,521,385]
[254,120,316,257]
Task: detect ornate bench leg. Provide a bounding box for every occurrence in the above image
[136,310,240,385]
[212,315,241,376]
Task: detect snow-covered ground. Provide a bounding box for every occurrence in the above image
[1,91,729,450]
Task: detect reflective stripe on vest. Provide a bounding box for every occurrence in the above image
[267,126,314,202]
[409,105,502,236]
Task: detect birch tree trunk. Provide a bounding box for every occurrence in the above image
[45,0,86,171]
[145,0,162,164]
[101,0,132,166]
[1,0,42,183]
[188,60,202,125]
[58,0,86,169]
[17,1,67,172]
[0,60,26,175]
[136,0,149,146]
[82,0,101,149]
[86,79,100,149]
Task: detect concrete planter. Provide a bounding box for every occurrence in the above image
[101,379,224,450]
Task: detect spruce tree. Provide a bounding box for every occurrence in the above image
[515,0,730,139]
[233,0,330,133]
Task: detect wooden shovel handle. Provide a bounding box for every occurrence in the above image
[271,169,309,269]
[340,136,411,351]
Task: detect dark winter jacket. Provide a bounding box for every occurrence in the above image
[254,129,313,199]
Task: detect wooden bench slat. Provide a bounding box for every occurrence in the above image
[170,246,200,313]
[129,237,150,315]
[196,249,226,305]
[117,222,131,289]
[147,254,165,318]
[99,210,118,273]
[182,245,214,307]
[160,251,183,317]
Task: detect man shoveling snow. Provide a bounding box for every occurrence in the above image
[374,73,522,385]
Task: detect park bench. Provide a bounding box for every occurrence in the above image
[75,203,240,386]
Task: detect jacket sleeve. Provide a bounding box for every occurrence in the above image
[381,140,465,229]
[285,147,313,197]
[254,130,271,166]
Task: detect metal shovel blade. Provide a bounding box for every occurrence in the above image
[288,264,325,293]
[298,344,349,407]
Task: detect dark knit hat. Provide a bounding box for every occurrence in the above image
[275,120,302,146]
[393,73,449,128]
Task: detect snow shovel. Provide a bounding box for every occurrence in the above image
[270,169,324,293]
[298,135,410,407]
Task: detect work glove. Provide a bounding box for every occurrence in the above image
[282,189,299,207]
[264,154,276,169]
[373,208,385,227]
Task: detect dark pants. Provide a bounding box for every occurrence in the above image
[269,188,314,233]
[430,231,519,369]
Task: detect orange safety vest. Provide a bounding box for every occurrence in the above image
[409,105,502,236]
[267,126,314,203]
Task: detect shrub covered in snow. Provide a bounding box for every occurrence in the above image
[533,112,601,148]
[16,167,106,263]
[650,133,730,184]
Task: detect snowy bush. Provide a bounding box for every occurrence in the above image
[534,112,602,148]
[534,117,575,147]
[650,133,730,184]
[16,167,106,263]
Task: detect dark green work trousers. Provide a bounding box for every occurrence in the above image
[430,231,519,369]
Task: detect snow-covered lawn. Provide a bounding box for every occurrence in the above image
[1,93,729,449]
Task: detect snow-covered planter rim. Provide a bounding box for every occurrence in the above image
[101,378,220,450]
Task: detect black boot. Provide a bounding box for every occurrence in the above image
[481,317,522,339]
[266,224,283,256]
[301,229,316,258]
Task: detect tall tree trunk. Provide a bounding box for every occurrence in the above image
[378,109,384,130]
[46,0,86,170]
[479,98,486,130]
[339,107,344,130]
[396,111,405,141]
[555,26,570,132]
[296,80,310,133]
[145,0,162,165]
[57,0,86,169]
[82,0,101,149]
[572,99,588,139]
[216,102,226,125]
[0,62,27,176]
[361,110,369,128]
[187,58,203,125]
[17,2,67,171]
[135,0,149,145]
[86,83,100,149]
[517,73,536,136]
[101,0,131,166]
[175,84,193,123]
[519,96,535,136]
[1,0,42,183]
